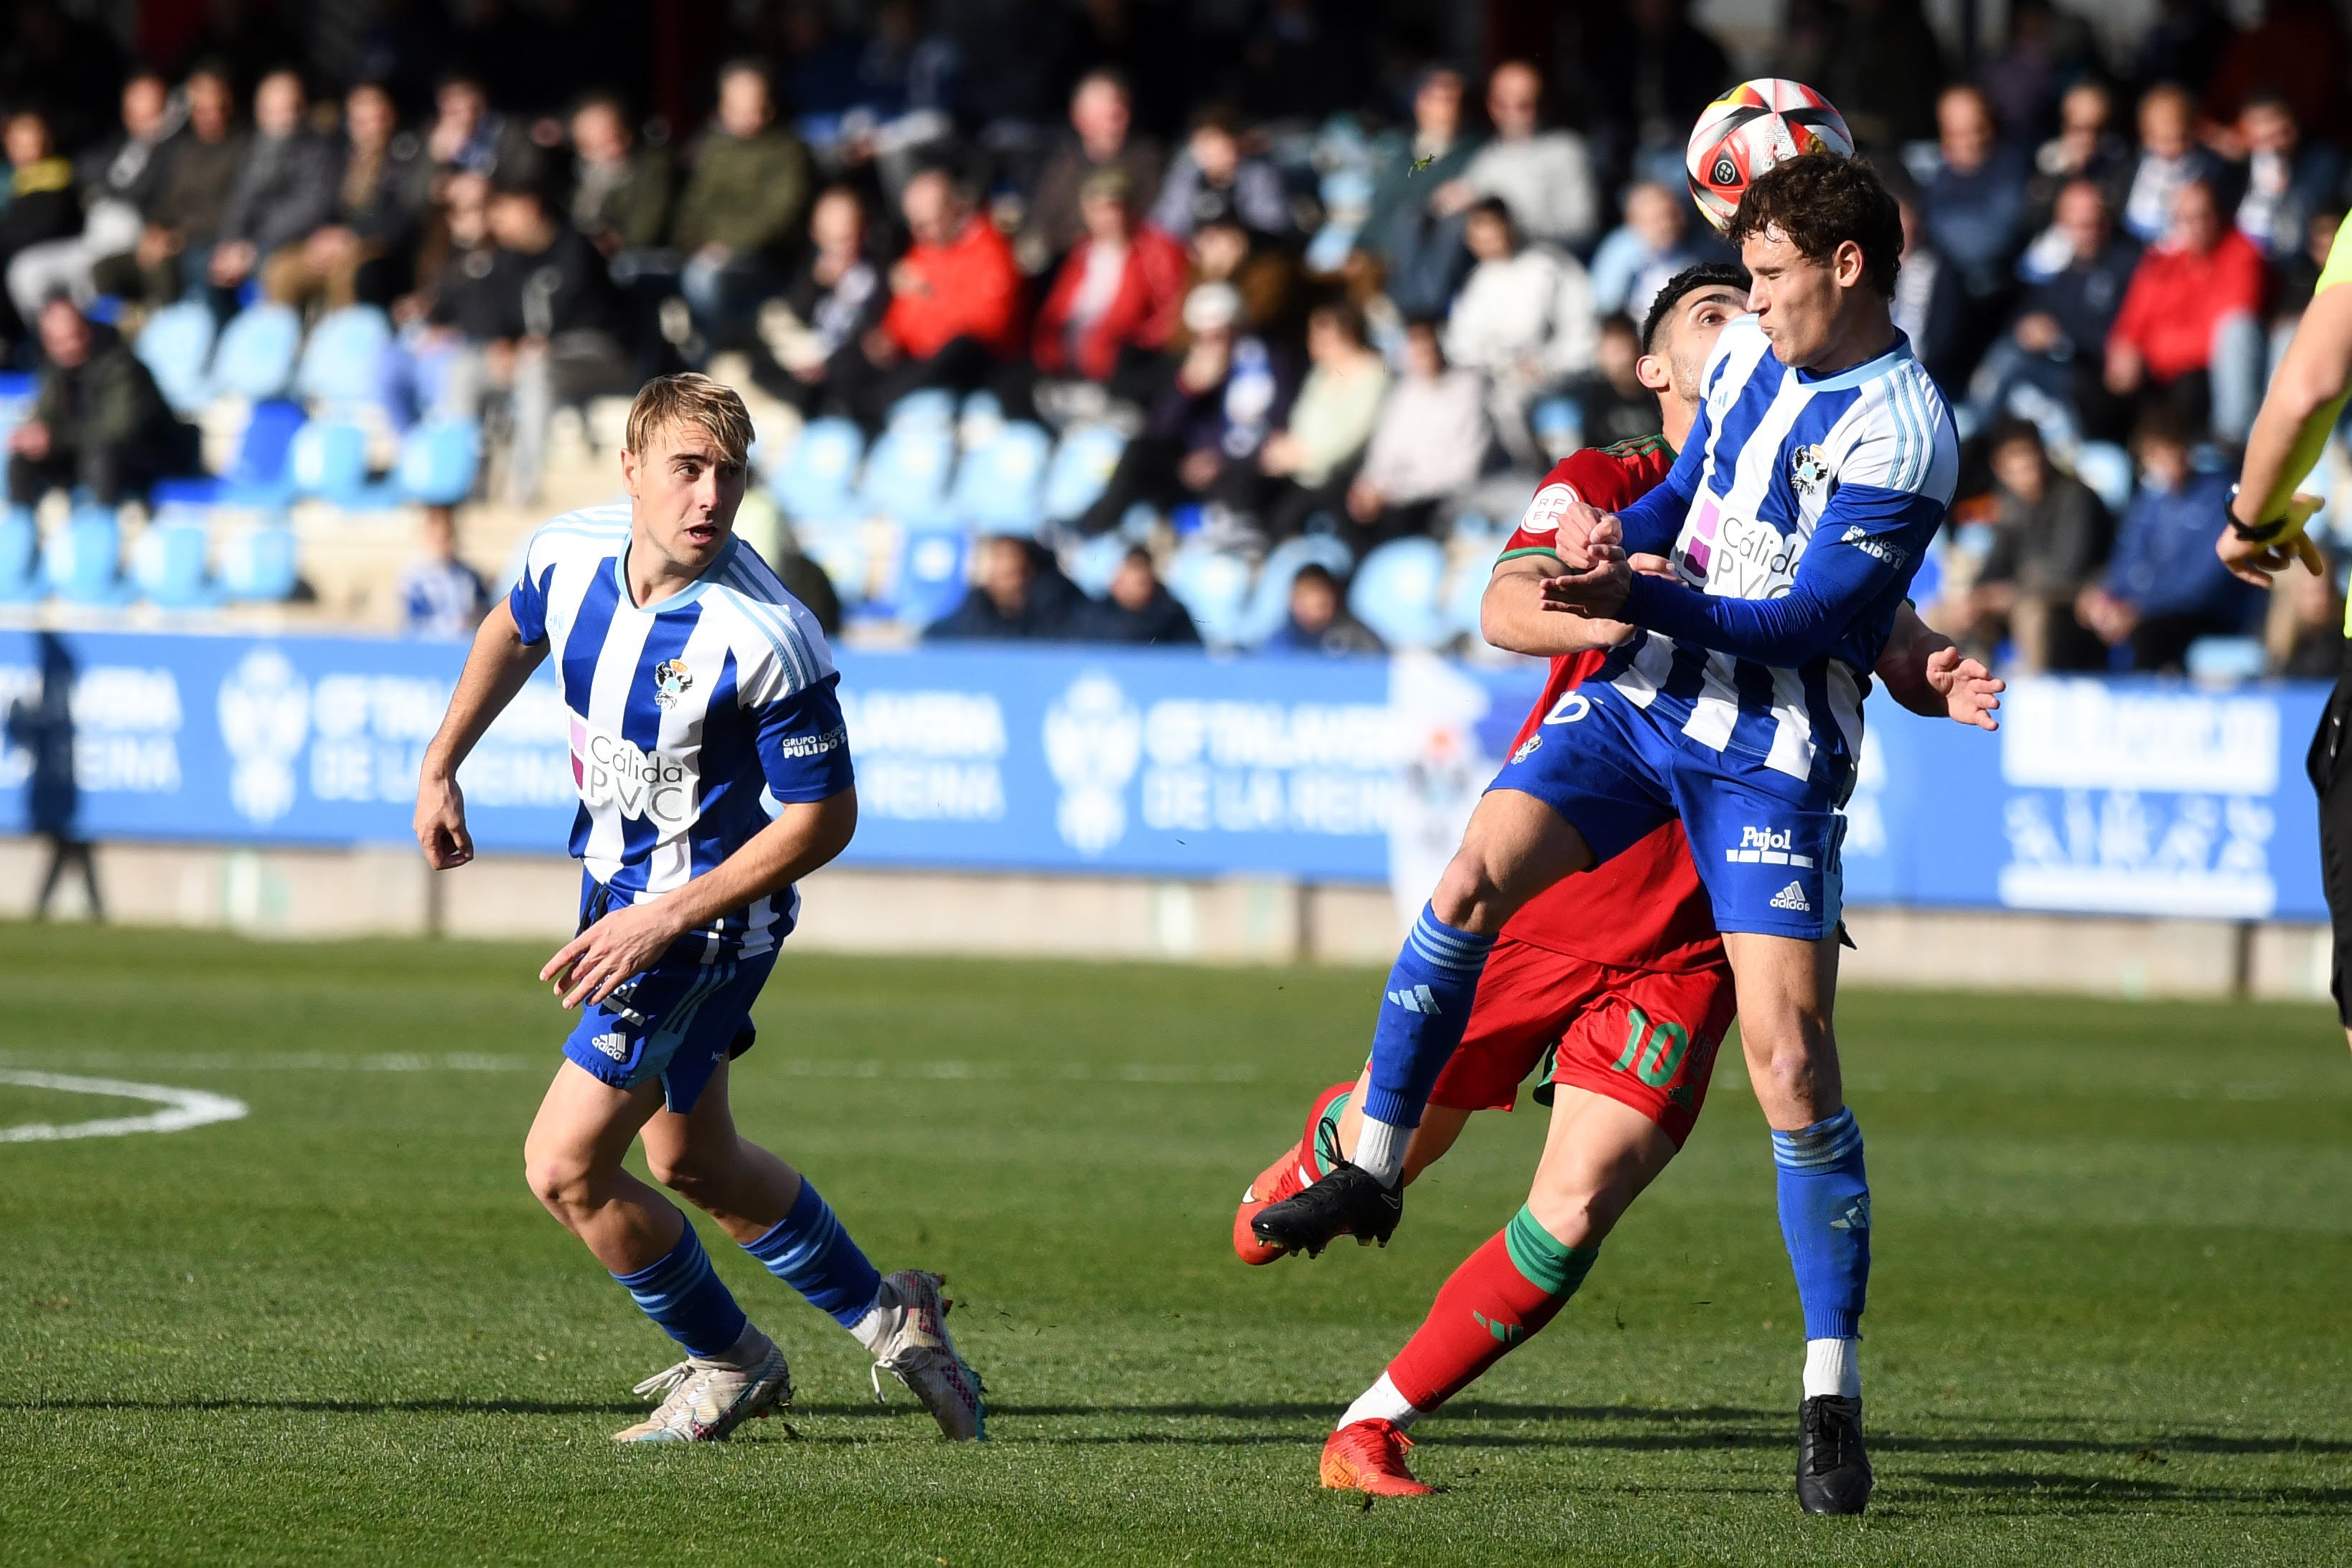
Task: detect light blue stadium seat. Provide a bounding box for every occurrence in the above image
[952,421,1051,535]
[769,416,865,520]
[1067,530,1133,598]
[957,388,1004,444]
[288,420,370,504]
[0,507,37,602]
[294,305,392,410]
[207,303,302,402]
[790,516,870,606]
[130,511,214,609]
[396,418,481,504]
[43,506,123,605]
[1348,537,1451,649]
[1042,424,1127,523]
[856,421,955,526]
[1166,545,1255,646]
[885,388,957,431]
[219,522,299,601]
[1532,396,1584,462]
[889,527,972,627]
[2185,636,2267,685]
[1441,548,1491,639]
[2071,440,2134,517]
[1237,534,1354,646]
[135,300,217,416]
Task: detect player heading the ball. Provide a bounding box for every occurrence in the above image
[1253,151,1957,1516]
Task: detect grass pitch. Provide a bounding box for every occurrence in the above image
[4,922,2351,1566]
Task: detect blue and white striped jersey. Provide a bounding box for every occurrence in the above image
[1608,315,1957,799]
[508,502,855,957]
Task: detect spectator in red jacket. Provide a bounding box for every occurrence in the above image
[835,164,1023,428]
[2104,177,2267,445]
[1031,169,1186,404]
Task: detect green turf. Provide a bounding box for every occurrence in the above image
[4,923,2350,1566]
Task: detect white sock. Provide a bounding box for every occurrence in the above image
[706,1320,775,1371]
[1803,1337,1860,1401]
[846,1288,891,1354]
[1337,1371,1425,1431]
[1351,1117,1410,1187]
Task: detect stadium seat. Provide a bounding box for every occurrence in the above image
[2185,636,2267,685]
[218,522,299,601]
[129,511,213,609]
[856,420,955,526]
[889,527,972,628]
[1532,397,1584,463]
[1066,530,1133,598]
[1237,534,1354,646]
[134,300,217,416]
[43,506,123,606]
[2071,441,2134,517]
[396,418,482,504]
[769,416,864,521]
[951,421,1051,535]
[789,515,870,607]
[294,304,391,411]
[0,507,37,601]
[1041,424,1126,524]
[957,388,1005,449]
[884,388,957,432]
[1165,545,1255,645]
[1348,537,1451,649]
[1441,549,1490,639]
[207,302,302,402]
[288,420,370,504]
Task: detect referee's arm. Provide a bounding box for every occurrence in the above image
[2219,282,2352,584]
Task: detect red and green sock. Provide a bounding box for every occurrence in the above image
[1342,1205,1599,1427]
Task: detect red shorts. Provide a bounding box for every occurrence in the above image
[1426,933,1737,1147]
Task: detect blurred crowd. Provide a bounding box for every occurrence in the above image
[0,0,2346,672]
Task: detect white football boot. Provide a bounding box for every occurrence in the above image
[613,1337,792,1443]
[866,1269,986,1440]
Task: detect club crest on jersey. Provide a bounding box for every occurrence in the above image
[1788,444,1829,496]
[652,659,693,709]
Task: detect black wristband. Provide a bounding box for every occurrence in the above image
[2226,486,2290,544]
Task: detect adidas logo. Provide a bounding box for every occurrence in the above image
[1472,1310,1524,1346]
[1768,881,1811,913]
[1387,984,1441,1015]
[589,1031,631,1062]
[1829,1196,1870,1232]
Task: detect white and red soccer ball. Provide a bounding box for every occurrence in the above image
[1685,78,1855,234]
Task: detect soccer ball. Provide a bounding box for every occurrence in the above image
[1685,79,1854,234]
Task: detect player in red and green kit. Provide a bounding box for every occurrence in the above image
[1233,265,2006,1500]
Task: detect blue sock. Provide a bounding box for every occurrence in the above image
[742,1177,884,1328]
[1771,1107,1870,1340]
[1362,903,1496,1131]
[613,1220,748,1359]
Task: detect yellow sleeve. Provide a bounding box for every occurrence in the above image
[2252,214,2352,539]
[2318,212,2352,296]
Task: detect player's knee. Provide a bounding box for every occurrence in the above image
[523,1142,602,1221]
[645,1144,730,1202]
[1526,1163,1635,1247]
[1430,852,1504,931]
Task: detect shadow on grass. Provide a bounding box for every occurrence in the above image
[1906,1470,2352,1516]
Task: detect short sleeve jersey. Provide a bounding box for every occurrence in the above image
[508,503,854,957]
[1492,440,1726,974]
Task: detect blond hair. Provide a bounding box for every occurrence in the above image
[624,373,754,464]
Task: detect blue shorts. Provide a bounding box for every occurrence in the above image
[560,947,778,1114]
[1489,682,1845,941]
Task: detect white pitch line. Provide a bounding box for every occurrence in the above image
[0,1069,250,1144]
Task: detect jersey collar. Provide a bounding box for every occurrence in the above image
[1787,329,1916,393]
[613,534,739,612]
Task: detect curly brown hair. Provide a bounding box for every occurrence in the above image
[1726,154,1903,299]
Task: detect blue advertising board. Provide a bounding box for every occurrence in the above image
[0,625,2333,921]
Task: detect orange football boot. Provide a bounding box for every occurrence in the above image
[1232,1080,1355,1264]
[1319,1418,1433,1496]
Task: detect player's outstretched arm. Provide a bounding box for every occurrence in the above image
[542,787,858,1008]
[414,598,548,869]
[1873,602,2002,730]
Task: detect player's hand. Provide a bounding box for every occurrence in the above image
[2216,492,2327,586]
[1628,551,1677,581]
[541,901,685,1010]
[413,772,474,869]
[1924,645,2004,731]
[1551,500,1616,568]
